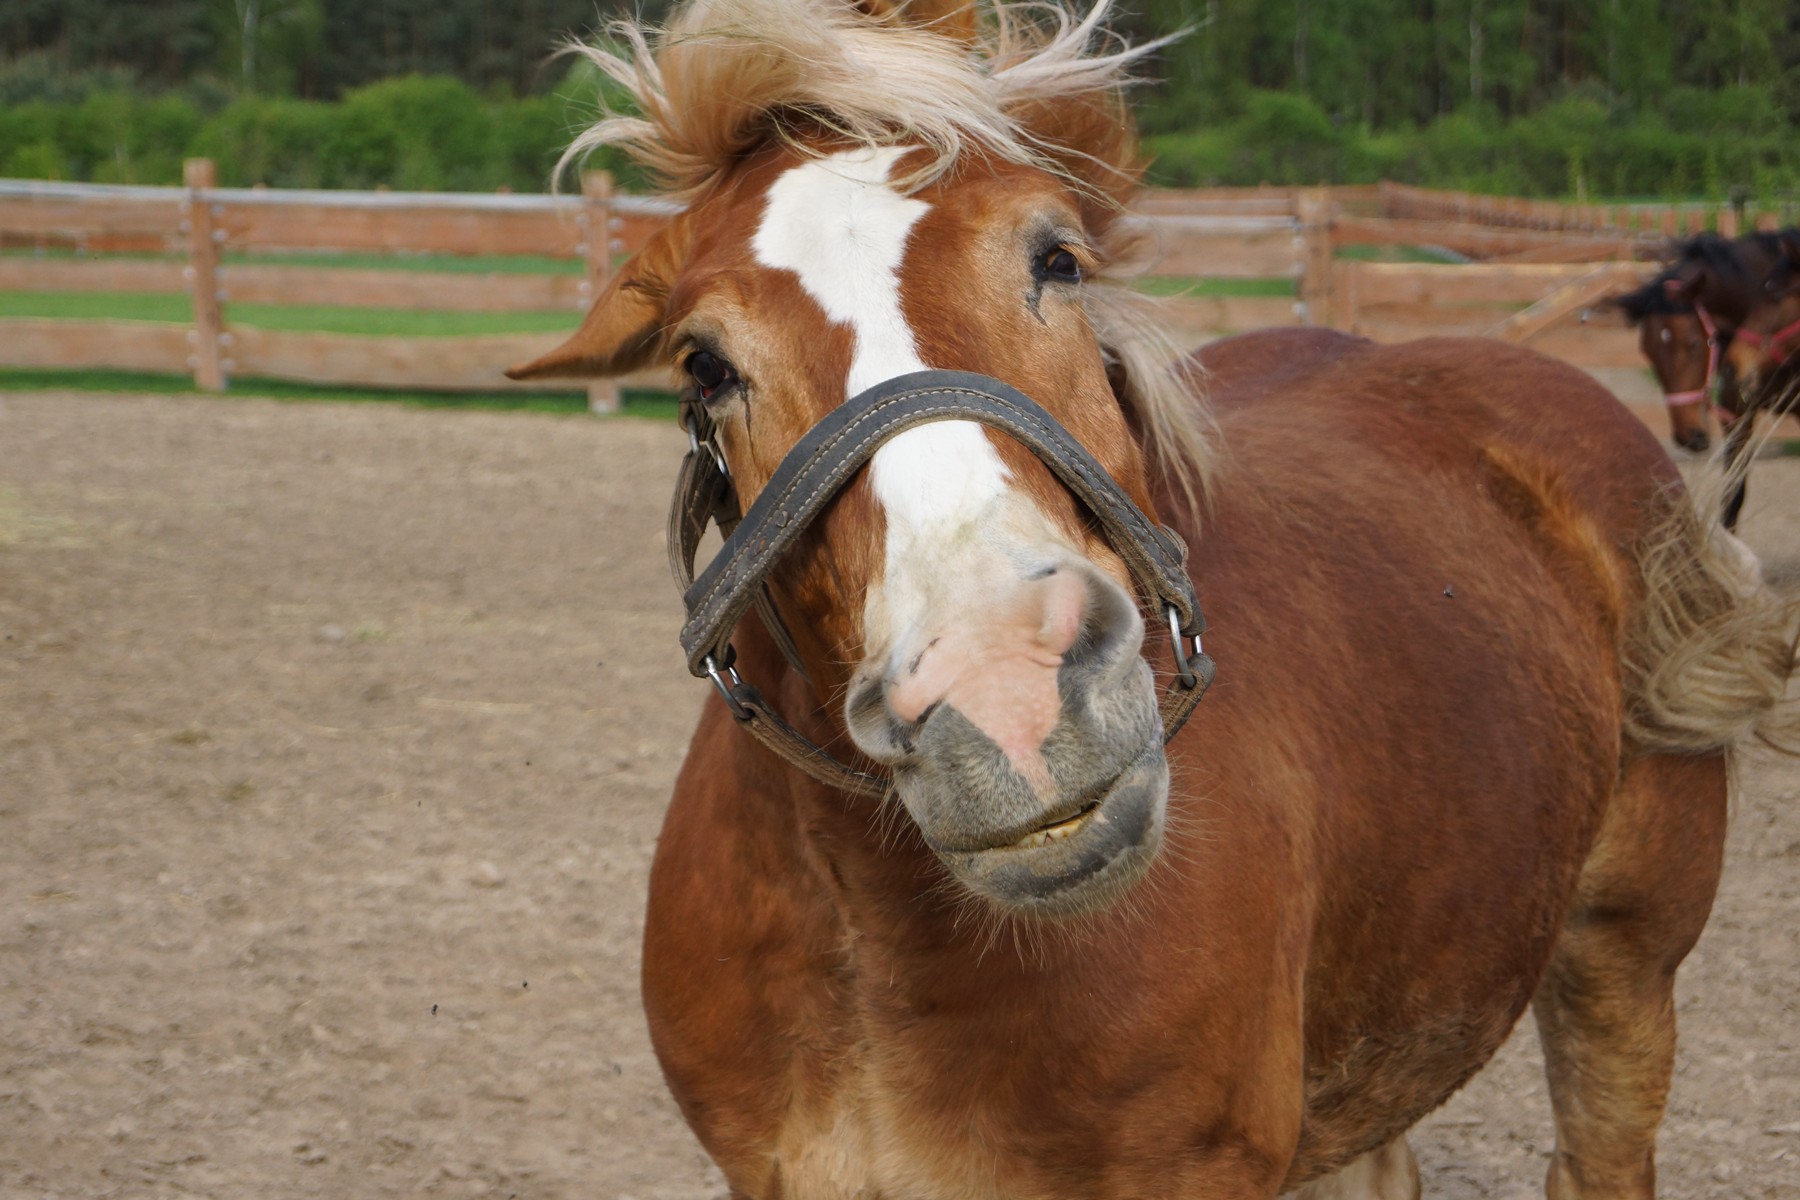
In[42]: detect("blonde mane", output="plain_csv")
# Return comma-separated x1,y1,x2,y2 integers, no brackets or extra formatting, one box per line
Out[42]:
562,0,1214,509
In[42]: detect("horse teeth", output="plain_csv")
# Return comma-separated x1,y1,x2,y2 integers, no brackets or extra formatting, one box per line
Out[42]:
1011,812,1087,849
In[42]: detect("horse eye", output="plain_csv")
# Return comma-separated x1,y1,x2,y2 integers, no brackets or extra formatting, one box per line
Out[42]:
1660,329,1672,343
1041,246,1081,283
685,350,737,400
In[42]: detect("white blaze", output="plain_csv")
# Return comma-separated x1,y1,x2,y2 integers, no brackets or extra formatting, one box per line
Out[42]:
751,146,1012,566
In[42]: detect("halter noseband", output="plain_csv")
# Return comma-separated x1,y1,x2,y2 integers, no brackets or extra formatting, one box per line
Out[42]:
668,369,1214,797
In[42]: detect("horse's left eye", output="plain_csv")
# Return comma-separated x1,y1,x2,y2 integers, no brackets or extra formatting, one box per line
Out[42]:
685,350,738,401
1040,246,1081,283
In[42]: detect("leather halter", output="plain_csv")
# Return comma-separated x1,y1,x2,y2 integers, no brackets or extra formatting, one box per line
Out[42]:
667,369,1215,798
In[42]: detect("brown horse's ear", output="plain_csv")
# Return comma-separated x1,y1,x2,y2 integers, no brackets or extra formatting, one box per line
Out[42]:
506,214,692,380
855,0,978,43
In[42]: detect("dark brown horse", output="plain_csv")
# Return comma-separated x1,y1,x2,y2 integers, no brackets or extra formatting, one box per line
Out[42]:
1722,228,1800,457
510,3,1796,1196
1613,239,1735,455
1663,232,1800,528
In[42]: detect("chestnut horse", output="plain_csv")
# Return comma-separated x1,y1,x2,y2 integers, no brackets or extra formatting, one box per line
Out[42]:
510,3,1796,1196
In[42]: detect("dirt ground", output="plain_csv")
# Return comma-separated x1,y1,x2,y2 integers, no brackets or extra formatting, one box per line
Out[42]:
0,390,1794,1200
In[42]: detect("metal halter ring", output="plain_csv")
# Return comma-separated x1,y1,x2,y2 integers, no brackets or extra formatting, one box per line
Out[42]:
1167,605,1203,691
703,651,751,720
685,416,729,477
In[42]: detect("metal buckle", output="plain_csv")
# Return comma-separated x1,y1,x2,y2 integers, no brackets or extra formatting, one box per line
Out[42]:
703,650,752,720
1167,605,1202,691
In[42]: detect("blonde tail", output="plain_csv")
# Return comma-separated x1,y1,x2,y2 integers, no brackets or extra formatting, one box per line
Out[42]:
1623,441,1800,755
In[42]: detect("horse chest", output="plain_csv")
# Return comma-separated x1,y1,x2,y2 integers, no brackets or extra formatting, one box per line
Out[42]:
765,1034,1161,1200
768,1074,1014,1200
725,935,1300,1199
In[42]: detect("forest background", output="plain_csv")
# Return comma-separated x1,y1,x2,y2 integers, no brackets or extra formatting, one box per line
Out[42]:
2,0,1797,200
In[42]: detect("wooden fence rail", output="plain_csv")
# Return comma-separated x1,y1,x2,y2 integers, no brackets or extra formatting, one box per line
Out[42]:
5,165,1744,418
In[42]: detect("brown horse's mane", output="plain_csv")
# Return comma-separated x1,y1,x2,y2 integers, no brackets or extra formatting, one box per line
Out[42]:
559,0,1215,512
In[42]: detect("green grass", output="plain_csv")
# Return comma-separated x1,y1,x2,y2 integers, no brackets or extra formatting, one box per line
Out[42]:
0,290,579,336
1334,243,1467,264
0,367,680,418
234,250,585,275
1137,277,1297,298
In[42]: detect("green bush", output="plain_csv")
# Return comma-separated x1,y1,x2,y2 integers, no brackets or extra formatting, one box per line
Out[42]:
325,76,499,191
491,95,569,193
3,142,66,180
190,98,336,187
0,102,61,177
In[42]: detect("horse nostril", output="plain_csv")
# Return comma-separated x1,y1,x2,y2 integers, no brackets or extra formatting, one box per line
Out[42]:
845,670,945,763
1059,566,1141,676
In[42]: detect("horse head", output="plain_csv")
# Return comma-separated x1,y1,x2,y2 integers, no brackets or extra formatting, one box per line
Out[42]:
1615,263,1718,451
509,0,1206,915
1723,229,1800,397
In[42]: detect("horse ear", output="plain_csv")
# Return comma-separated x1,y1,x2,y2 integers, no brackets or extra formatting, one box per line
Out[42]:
506,214,692,381
855,0,978,43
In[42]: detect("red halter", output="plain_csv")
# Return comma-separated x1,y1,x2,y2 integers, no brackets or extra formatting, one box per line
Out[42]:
1733,313,1800,368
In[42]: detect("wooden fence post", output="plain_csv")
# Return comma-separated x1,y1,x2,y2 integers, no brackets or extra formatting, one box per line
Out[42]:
579,169,620,414
182,158,226,391
1331,259,1360,335
1295,187,1335,328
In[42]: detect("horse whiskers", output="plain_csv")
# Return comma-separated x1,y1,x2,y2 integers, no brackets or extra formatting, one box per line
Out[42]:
864,791,914,857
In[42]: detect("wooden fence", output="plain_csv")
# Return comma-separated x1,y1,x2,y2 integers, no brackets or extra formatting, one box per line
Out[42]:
3,163,1761,415
0,161,685,410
